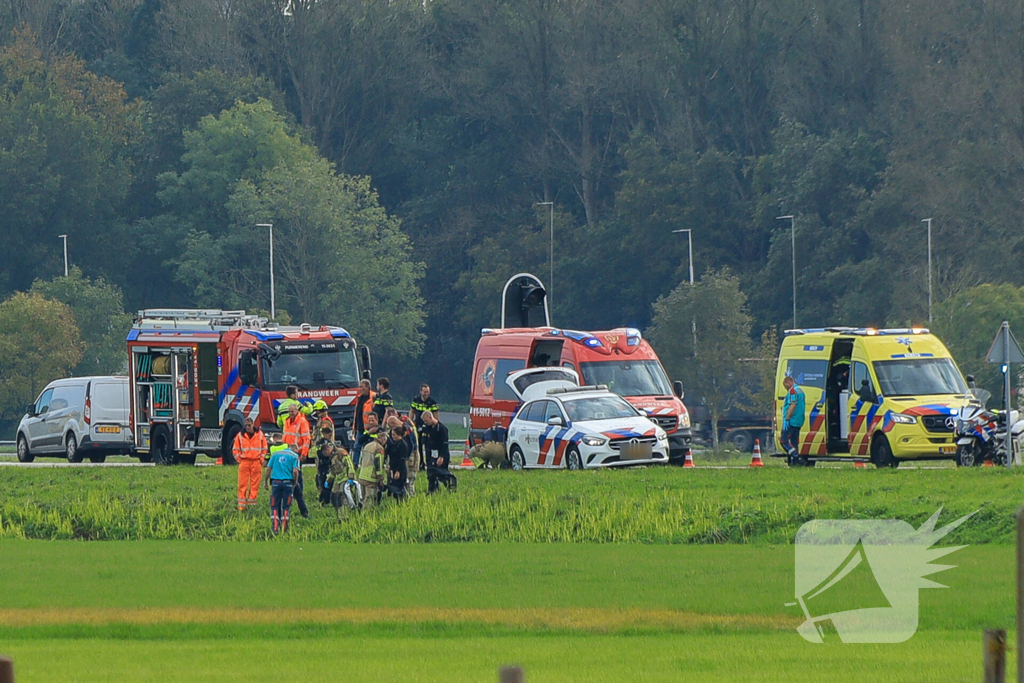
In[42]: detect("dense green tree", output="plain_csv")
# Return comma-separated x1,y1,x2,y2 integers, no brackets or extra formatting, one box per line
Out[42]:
932,285,1024,396
0,292,84,422
30,267,132,377
647,269,754,448
0,32,139,295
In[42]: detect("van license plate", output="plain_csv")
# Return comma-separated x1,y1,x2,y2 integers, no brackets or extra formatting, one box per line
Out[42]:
939,445,956,454
96,426,120,434
621,442,651,460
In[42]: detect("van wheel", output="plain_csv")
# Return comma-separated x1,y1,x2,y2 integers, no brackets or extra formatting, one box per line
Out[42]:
16,435,33,463
221,423,241,466
565,445,583,470
65,434,83,463
509,445,526,471
89,455,106,463
870,435,898,468
151,426,177,466
725,430,754,452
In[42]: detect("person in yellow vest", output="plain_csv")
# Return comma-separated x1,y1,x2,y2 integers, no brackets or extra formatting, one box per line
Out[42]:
276,385,312,429
233,417,267,510
356,430,388,509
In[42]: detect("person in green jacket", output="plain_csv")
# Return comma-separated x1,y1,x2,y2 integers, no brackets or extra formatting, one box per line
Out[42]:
275,385,312,429
356,431,387,509
324,441,359,516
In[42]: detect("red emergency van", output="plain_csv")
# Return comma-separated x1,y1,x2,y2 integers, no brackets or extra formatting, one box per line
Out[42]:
127,309,371,465
470,327,692,462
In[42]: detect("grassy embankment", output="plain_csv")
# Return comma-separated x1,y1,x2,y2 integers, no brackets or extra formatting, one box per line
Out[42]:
0,465,1018,543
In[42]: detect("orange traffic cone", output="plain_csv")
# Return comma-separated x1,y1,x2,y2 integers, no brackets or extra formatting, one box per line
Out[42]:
683,450,695,468
749,440,764,467
983,459,994,467
853,460,866,468
215,457,223,465
460,438,475,468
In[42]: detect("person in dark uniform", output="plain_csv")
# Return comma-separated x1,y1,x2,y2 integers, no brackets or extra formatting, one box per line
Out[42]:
373,378,395,425
386,424,410,501
421,411,457,493
410,383,438,464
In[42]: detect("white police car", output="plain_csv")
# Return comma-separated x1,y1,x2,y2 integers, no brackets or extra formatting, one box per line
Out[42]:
504,368,669,470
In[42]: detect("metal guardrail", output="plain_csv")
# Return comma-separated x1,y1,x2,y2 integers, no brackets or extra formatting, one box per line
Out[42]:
0,441,13,447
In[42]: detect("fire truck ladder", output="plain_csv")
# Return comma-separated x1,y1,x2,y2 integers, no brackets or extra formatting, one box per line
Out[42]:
134,309,268,331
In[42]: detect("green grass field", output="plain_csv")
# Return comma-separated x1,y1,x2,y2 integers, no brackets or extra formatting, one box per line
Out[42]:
0,466,1020,681
0,541,1015,682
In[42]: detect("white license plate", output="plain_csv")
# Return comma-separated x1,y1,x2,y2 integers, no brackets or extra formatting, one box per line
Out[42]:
939,445,957,454
96,426,120,434
621,442,652,460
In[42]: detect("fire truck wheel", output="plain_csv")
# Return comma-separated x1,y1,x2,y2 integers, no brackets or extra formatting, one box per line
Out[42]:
65,434,83,463
151,426,177,466
16,435,34,463
136,451,152,463
221,423,241,466
178,452,197,465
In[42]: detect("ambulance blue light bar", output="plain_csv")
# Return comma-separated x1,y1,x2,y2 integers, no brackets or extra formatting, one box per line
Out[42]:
785,327,930,337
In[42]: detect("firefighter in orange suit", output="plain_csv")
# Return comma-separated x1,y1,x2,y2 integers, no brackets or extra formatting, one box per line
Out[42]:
233,417,267,510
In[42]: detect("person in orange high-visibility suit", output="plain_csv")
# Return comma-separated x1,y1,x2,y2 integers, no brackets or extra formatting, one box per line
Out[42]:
233,418,268,510
282,402,312,518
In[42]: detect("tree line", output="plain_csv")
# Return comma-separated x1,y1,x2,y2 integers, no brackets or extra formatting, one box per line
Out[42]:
1,0,1023,420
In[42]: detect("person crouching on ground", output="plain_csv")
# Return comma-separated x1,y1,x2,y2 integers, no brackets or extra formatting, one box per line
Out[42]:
324,441,359,517
263,433,300,535
421,411,457,493
357,430,388,509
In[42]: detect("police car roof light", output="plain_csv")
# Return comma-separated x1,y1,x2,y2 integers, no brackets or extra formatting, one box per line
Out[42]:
546,384,609,395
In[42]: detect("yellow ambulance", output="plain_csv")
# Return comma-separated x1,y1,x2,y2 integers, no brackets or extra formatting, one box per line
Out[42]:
774,327,968,467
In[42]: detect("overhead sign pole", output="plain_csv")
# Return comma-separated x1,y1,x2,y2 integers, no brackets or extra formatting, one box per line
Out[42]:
985,321,1024,467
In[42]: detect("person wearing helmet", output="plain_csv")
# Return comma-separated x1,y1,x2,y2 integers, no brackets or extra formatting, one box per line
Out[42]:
311,399,335,506
276,385,312,429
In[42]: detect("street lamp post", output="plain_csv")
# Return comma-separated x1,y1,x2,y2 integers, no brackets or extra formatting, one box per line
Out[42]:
58,234,68,277
536,202,554,311
922,218,933,324
671,229,694,285
256,223,275,320
777,215,796,328
672,229,697,353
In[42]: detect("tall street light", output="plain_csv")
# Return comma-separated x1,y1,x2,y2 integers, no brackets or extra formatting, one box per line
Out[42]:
777,215,796,328
256,223,275,320
922,218,932,324
671,229,694,285
58,234,68,277
672,229,697,353
536,202,554,312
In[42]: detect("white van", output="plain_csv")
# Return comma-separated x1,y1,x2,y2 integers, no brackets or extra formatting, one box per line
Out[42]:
16,377,133,463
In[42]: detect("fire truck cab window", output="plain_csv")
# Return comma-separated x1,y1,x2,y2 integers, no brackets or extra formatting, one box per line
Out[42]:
261,344,358,389
239,350,259,386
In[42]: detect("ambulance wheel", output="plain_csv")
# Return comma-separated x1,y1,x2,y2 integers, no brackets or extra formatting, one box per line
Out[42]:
16,435,34,463
565,445,583,471
221,423,241,466
870,435,898,469
65,433,83,463
151,426,177,466
509,445,526,471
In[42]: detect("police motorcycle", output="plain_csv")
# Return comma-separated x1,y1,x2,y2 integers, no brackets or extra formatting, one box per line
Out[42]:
954,376,1024,467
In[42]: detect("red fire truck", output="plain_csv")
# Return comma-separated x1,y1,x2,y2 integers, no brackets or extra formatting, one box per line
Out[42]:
127,309,371,465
